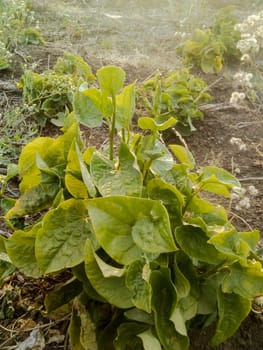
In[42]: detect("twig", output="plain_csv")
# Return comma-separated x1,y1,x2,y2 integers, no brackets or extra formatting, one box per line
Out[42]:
238,177,263,182
193,77,223,104
199,102,240,113
236,121,263,128
1,345,18,350
14,49,27,62
0,324,19,333
0,333,18,348
0,315,71,348
170,128,189,149
229,211,253,231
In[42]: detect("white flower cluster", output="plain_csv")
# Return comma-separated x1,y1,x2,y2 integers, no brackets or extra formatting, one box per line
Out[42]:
174,31,188,41
230,137,247,151
229,92,246,109
231,185,258,211
233,71,253,89
235,11,263,61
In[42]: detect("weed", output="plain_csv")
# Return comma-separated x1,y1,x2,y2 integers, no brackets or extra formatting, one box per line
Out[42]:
0,104,38,166
0,0,44,70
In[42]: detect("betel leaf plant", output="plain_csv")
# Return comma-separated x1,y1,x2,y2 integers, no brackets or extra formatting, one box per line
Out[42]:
1,65,263,350
138,69,211,134
178,6,241,74
18,53,95,127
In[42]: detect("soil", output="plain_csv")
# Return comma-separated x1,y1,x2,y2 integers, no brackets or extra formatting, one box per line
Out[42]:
0,0,263,349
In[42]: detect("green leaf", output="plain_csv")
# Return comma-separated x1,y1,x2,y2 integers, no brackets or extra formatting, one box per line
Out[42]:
163,164,192,197
19,28,45,45
5,180,60,219
87,196,177,265
173,258,190,300
200,179,232,197
169,307,187,336
175,225,226,265
69,295,98,350
0,58,10,71
197,277,218,315
54,53,95,82
65,141,89,198
131,202,177,254
222,262,263,299
114,322,147,350
69,306,86,350
6,163,18,181
211,288,251,345
169,145,195,170
138,329,162,350
44,279,83,313
186,196,228,227
35,199,91,273
73,87,105,128
93,251,125,278
18,137,54,192
0,238,16,285
200,166,240,197
178,295,197,321
97,66,126,97
147,178,184,229
84,240,133,308
87,196,142,265
126,260,152,313
150,268,189,350
5,224,42,277
75,143,97,197
72,264,106,302
138,116,177,132
90,143,142,197
0,237,7,254
133,135,173,177
0,260,16,286
116,83,136,130
208,230,251,264
150,140,174,176
45,122,82,167
124,308,154,325
238,230,260,253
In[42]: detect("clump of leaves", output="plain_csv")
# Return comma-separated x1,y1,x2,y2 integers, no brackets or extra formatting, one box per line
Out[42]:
0,0,44,70
18,53,95,127
139,68,211,134
178,7,241,74
18,27,45,45
54,52,95,81
2,66,263,350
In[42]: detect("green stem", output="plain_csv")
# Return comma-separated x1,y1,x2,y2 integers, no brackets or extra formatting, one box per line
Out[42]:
121,128,126,143
109,94,116,160
200,261,228,279
182,185,202,215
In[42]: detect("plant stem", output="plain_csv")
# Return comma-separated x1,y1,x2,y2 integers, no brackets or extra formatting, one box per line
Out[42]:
109,94,116,160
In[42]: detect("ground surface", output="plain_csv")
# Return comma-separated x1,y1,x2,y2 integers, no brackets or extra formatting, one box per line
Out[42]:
0,0,263,349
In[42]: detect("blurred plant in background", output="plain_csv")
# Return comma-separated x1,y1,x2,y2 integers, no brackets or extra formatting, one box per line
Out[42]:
231,11,263,106
0,0,44,71
178,6,241,74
